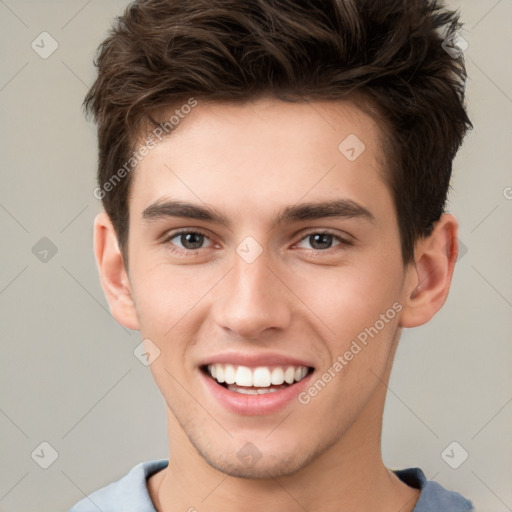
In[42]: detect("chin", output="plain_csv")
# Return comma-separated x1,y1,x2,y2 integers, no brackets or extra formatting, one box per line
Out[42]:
187,431,329,480
201,451,311,479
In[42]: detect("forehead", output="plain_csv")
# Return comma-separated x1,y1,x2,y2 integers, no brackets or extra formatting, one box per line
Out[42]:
129,98,391,223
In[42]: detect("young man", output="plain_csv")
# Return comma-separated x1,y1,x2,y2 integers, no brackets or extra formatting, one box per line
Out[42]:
70,0,474,510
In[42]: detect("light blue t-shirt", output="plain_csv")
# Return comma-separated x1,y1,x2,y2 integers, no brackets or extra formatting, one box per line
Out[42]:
69,459,474,511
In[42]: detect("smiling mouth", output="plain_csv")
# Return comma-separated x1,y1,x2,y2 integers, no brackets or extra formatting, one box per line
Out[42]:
201,364,314,395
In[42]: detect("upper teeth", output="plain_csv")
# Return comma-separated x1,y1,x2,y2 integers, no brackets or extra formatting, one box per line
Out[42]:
207,364,309,387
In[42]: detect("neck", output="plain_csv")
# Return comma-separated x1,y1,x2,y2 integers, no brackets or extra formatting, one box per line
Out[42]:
149,382,419,512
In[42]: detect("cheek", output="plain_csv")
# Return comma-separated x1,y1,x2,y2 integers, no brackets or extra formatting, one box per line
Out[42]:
299,268,402,419
130,258,210,328
128,259,221,377
292,259,401,346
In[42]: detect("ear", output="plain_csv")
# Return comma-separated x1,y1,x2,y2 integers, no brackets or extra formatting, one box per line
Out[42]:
399,213,459,328
94,212,140,331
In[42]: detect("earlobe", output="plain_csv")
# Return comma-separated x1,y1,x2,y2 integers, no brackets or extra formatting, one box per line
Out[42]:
399,214,459,328
94,212,140,331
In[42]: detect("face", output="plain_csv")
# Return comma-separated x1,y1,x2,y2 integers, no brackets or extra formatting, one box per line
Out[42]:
122,98,411,477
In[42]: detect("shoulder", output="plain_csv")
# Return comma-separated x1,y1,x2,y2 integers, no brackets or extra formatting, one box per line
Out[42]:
68,459,169,512
393,467,474,512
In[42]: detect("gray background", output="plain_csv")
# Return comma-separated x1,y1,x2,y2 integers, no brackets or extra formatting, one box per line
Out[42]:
0,1,511,511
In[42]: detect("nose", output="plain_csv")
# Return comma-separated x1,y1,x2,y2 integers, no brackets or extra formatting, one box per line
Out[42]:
213,250,293,340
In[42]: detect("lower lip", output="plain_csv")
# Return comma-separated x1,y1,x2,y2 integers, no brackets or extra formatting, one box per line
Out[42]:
200,370,314,416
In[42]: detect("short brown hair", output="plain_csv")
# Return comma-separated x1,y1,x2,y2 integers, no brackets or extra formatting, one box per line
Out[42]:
84,0,472,265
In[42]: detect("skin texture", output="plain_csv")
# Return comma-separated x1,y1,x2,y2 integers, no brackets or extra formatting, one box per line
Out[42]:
94,98,459,512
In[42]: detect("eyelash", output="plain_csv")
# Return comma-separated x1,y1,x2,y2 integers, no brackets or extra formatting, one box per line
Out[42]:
296,230,353,251
163,230,214,256
163,229,352,256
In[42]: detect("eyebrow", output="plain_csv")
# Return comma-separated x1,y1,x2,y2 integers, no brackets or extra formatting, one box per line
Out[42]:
142,198,376,229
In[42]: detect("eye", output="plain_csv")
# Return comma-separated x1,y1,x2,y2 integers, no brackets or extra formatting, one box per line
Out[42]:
296,232,349,251
165,230,213,252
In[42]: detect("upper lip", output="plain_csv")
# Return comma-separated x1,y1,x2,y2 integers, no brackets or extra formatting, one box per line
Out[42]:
198,352,315,369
